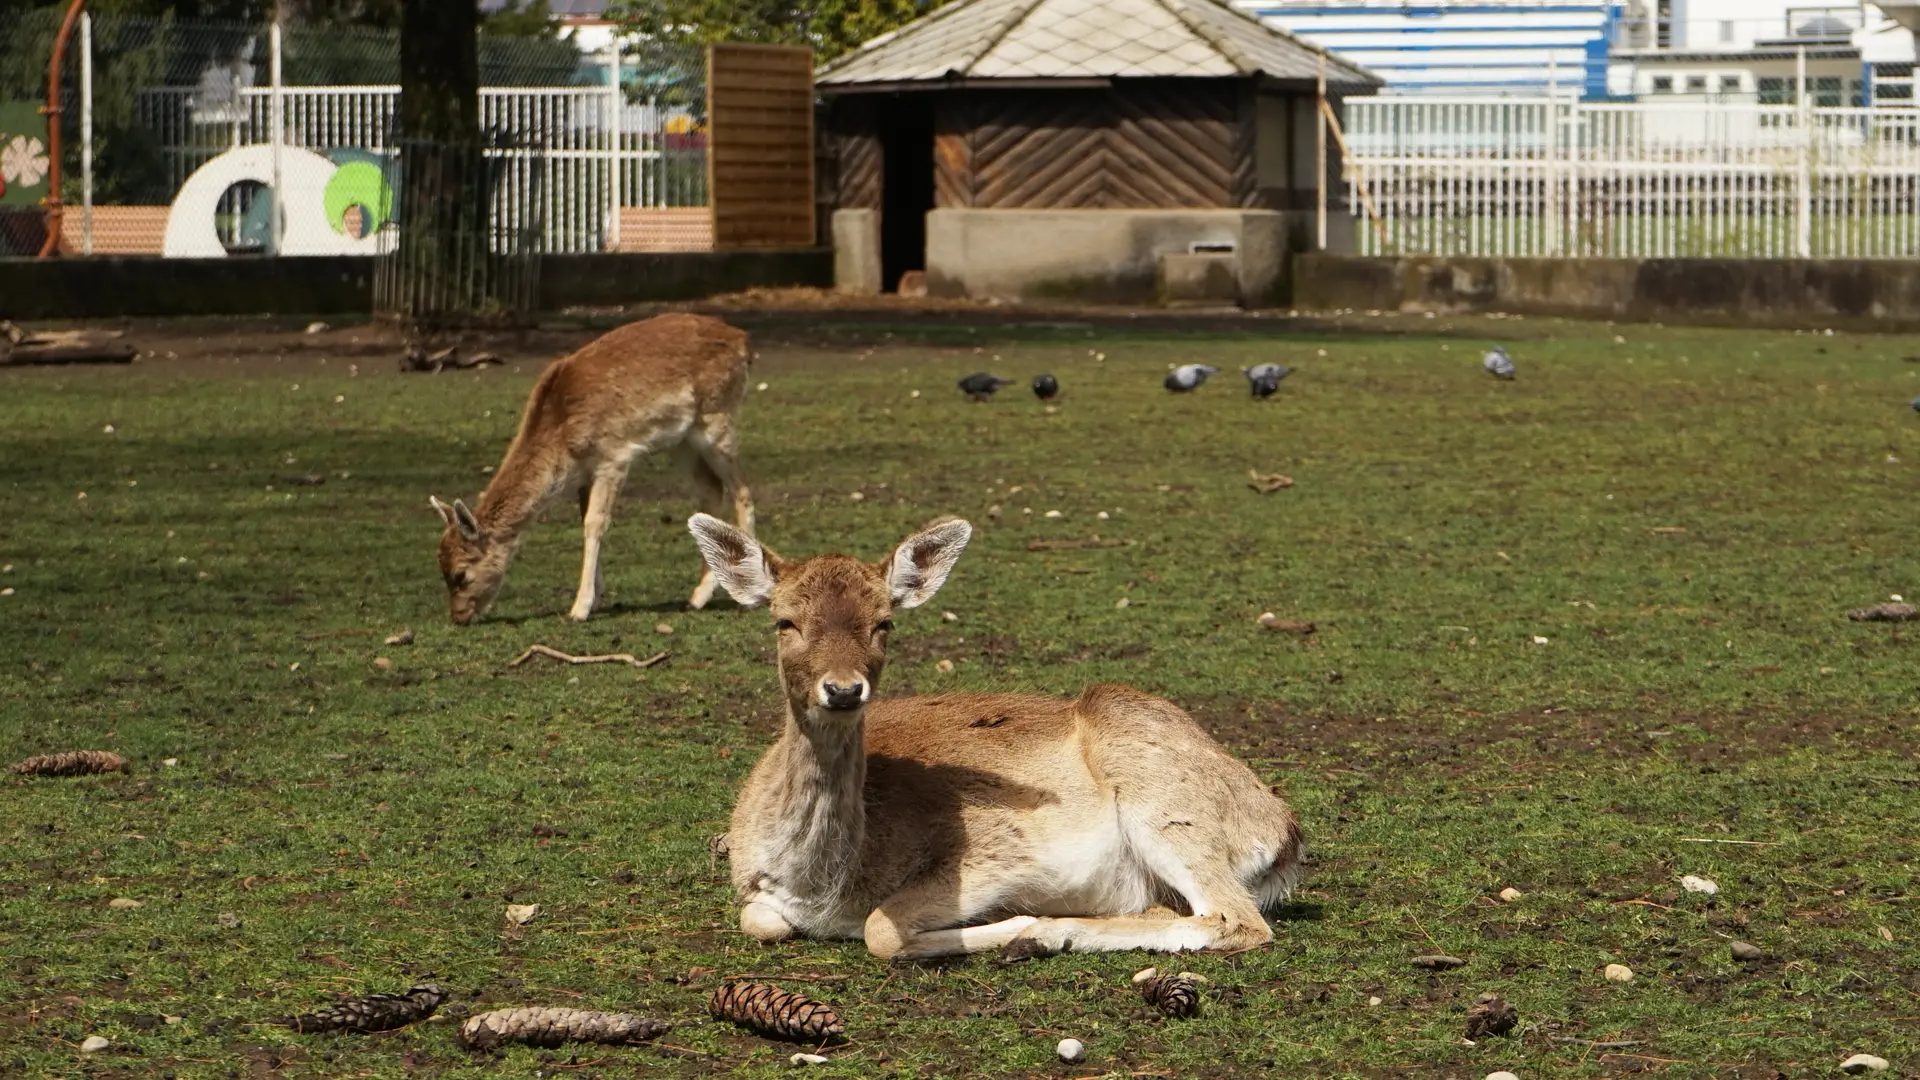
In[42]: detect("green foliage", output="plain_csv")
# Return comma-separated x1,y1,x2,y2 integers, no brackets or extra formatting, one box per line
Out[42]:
609,0,943,64
481,0,559,38
0,314,1915,1078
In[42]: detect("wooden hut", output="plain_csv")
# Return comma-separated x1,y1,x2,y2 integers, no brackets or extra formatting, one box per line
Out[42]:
816,0,1379,303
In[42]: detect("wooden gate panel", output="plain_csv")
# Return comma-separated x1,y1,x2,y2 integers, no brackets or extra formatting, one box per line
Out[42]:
708,43,815,248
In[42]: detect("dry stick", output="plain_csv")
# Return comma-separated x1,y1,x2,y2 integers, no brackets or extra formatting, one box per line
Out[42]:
721,973,856,984
509,644,669,670
1677,838,1778,846
1026,537,1134,552
1868,776,1920,785
299,628,378,641
1318,96,1390,249
1549,1037,1645,1049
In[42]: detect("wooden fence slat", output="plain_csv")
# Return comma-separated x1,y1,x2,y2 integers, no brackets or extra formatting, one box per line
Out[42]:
707,43,815,249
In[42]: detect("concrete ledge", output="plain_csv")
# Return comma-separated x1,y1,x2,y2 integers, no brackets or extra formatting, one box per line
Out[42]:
1294,254,1920,329
927,208,1306,307
0,248,833,320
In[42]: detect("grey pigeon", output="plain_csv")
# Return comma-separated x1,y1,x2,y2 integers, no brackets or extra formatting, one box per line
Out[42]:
1164,364,1219,392
1032,374,1059,401
958,373,1015,401
1243,363,1292,399
1483,347,1516,380
1911,395,1920,414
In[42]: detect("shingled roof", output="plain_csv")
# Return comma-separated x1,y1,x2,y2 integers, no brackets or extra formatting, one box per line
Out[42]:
816,0,1379,91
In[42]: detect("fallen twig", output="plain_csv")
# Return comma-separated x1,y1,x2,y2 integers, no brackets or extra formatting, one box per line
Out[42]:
1549,1037,1645,1049
299,628,377,641
1867,776,1920,786
509,644,669,670
1677,838,1778,846
1026,537,1134,552
722,973,856,984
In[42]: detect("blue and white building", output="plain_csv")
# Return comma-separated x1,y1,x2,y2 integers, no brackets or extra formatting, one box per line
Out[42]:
1230,0,1621,97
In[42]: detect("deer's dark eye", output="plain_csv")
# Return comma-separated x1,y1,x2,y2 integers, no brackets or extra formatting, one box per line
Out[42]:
875,619,894,634
775,618,796,632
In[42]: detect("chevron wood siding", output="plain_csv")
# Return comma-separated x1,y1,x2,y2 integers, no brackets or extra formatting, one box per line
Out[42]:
827,97,883,210
707,44,815,248
932,83,1247,210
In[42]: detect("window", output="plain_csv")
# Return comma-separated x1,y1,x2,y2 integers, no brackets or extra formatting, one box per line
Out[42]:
1687,75,1708,93
1850,78,1867,106
1718,74,1742,94
1652,75,1674,92
1719,20,1735,44
1758,77,1792,105
1813,76,1842,107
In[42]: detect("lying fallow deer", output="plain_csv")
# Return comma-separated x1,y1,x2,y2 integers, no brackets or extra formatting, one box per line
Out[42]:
687,513,1305,959
430,314,755,624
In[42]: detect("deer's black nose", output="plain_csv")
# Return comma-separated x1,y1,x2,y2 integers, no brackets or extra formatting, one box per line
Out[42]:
820,680,867,710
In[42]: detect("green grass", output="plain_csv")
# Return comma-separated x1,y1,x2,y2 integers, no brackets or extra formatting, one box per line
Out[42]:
2,312,1917,1079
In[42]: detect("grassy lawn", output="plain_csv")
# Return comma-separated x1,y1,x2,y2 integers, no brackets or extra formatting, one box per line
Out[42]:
2,311,1917,1079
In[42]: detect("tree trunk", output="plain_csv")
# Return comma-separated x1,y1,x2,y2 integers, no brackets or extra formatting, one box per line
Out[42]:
394,0,486,327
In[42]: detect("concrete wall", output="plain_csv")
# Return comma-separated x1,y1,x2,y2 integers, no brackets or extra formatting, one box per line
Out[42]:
832,209,882,294
925,208,1316,307
0,249,832,321
1294,254,1920,329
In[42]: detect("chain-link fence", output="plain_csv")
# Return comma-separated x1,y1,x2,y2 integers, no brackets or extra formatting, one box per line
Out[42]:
0,9,709,258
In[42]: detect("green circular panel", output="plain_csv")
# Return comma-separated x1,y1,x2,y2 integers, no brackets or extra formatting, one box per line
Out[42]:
322,161,393,236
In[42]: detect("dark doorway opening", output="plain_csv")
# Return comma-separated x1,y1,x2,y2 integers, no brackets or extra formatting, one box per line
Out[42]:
878,97,934,293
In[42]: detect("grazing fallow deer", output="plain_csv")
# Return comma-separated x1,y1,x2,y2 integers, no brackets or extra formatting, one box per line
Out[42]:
430,314,755,625
687,514,1305,960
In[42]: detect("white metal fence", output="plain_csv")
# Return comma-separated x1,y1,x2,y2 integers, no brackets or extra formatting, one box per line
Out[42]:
1343,95,1920,259
132,77,705,254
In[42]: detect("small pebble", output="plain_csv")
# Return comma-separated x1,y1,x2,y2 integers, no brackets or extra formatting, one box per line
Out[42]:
0,588,12,597
1044,509,1063,519
1730,941,1763,962
757,382,769,392
1411,955,1467,969
163,1016,183,1026
1486,1073,1520,1080
373,657,392,671
1498,887,1523,902
108,898,142,910
1367,996,1383,1007
909,389,921,398
305,321,330,334
789,1052,829,1066
1531,635,1550,645
935,659,955,673
216,912,241,930
1680,875,1719,895
849,491,865,501
1096,511,1110,520
162,758,179,767
1604,963,1634,983
1115,597,1130,609
942,611,959,623
80,1036,111,1053
1056,1038,1086,1064
102,424,115,434
1840,1054,1889,1074
655,622,674,635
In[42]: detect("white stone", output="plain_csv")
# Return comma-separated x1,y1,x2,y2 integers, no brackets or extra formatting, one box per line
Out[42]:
1680,875,1719,895
1498,887,1523,902
504,903,539,926
80,1036,110,1053
108,898,142,910
1485,1072,1520,1080
1044,509,1063,519
1056,1038,1086,1064
1367,996,1383,1007
1840,1055,1889,1074
1604,963,1634,983
305,321,329,335
789,1053,830,1066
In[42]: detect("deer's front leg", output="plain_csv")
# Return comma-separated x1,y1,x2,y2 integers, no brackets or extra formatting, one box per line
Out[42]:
569,468,625,622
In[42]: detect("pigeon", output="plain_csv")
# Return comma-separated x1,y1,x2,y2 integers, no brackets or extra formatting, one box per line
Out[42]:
958,373,1015,401
1032,374,1060,402
1163,364,1219,392
1483,348,1515,380
1243,363,1292,399
1911,395,1920,414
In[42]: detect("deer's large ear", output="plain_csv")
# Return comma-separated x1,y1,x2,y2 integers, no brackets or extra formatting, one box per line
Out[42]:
430,495,483,542
884,518,972,609
688,513,780,608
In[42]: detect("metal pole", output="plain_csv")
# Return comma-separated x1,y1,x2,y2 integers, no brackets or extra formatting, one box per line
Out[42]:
270,20,284,256
607,42,622,252
1316,52,1327,251
80,10,92,256
1546,52,1557,257
36,0,88,257
1796,45,1811,258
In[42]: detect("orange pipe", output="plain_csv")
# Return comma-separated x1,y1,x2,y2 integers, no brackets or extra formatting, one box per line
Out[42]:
37,0,88,257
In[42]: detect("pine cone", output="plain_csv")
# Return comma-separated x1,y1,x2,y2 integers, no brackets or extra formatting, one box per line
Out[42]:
282,985,445,1034
709,982,845,1044
458,1007,670,1050
1135,970,1202,1019
13,750,128,776
1464,992,1517,1039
